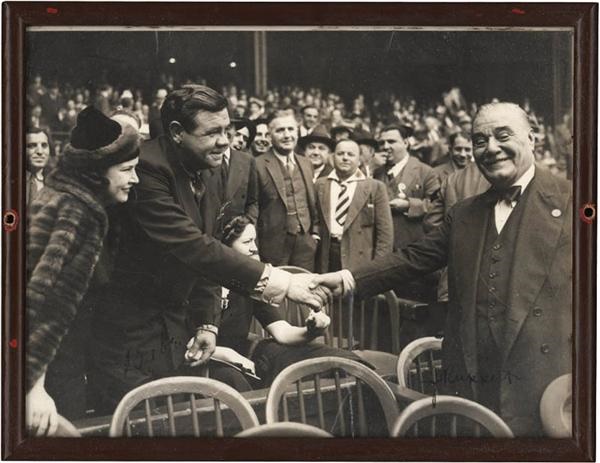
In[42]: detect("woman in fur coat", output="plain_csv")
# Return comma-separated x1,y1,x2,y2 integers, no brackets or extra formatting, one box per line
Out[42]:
26,106,140,436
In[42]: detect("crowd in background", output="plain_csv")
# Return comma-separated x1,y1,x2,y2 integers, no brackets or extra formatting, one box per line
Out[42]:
25,74,573,178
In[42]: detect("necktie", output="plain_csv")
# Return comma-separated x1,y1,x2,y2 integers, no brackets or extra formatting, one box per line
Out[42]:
221,158,230,202
191,173,206,206
286,156,295,175
493,185,522,206
335,181,350,227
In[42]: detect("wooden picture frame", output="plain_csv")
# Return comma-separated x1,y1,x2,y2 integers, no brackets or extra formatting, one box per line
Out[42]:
2,2,595,460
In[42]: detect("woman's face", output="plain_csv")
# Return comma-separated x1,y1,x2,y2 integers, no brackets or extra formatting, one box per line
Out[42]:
26,132,50,172
231,224,259,260
104,157,139,204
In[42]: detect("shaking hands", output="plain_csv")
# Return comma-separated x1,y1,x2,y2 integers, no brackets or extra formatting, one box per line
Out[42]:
285,271,349,310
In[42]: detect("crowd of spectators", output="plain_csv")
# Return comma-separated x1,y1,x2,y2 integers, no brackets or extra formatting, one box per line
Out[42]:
25,74,573,179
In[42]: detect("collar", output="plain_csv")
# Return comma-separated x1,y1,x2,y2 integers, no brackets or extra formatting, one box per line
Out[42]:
273,150,296,166
314,164,325,176
387,154,410,178
511,163,535,193
327,168,366,184
223,147,231,164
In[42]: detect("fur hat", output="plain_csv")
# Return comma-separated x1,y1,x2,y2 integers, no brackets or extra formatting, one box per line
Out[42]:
62,106,140,170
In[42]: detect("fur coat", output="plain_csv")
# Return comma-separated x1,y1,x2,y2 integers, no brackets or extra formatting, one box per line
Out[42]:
26,169,108,390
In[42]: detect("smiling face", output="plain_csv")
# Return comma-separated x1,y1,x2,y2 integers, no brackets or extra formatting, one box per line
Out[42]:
251,123,271,155
450,134,473,168
171,108,230,170
302,107,319,129
104,157,139,204
231,224,259,260
333,140,361,180
471,104,535,189
269,115,298,155
232,126,250,151
305,141,331,168
26,131,50,173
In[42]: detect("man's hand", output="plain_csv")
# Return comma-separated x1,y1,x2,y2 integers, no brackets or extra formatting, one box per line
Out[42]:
286,273,331,310
185,329,217,367
310,272,345,296
305,310,331,337
389,197,410,211
26,381,58,437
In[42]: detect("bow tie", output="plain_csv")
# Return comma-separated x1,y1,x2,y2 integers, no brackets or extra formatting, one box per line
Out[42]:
492,185,522,205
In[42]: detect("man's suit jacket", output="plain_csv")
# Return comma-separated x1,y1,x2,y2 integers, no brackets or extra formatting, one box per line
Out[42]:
92,136,265,373
424,162,490,233
255,150,320,264
432,157,459,183
315,176,393,272
207,149,259,226
352,168,572,436
374,156,440,249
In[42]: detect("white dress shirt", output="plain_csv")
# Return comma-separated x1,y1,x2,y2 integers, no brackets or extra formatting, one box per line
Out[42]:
273,151,296,169
494,164,535,233
328,169,366,238
386,154,410,179
313,164,326,182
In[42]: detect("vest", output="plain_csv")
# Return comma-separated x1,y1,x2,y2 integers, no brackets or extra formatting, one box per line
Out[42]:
278,159,311,234
474,187,531,411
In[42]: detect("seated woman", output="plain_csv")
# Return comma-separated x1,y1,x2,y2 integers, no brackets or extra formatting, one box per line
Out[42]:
191,215,370,391
26,106,140,435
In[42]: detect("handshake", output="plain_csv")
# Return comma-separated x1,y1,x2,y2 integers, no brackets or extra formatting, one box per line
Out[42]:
285,271,349,310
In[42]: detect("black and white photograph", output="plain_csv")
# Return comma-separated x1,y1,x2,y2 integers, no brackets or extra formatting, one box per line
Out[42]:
5,4,592,456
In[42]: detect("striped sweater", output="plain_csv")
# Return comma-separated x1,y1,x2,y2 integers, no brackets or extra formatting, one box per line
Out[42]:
26,170,108,390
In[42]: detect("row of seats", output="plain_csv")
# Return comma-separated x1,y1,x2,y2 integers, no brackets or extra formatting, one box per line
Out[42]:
61,350,571,438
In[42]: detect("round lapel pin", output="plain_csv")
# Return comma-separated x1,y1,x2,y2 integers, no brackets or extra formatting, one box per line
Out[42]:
551,209,562,217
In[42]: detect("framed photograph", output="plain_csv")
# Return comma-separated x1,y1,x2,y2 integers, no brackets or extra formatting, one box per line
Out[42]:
2,2,595,460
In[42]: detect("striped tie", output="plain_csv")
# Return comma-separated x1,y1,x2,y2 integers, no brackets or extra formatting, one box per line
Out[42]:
335,181,350,226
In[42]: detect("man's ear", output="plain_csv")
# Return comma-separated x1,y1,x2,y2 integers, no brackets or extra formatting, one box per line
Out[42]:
169,121,184,144
527,130,536,151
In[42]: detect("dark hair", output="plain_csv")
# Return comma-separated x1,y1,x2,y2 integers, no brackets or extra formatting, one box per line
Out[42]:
25,126,56,175
222,215,252,247
301,105,318,114
160,84,228,134
380,124,411,140
448,131,471,148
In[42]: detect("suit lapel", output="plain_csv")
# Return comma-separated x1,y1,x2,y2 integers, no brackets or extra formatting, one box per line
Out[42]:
317,180,332,232
344,181,369,230
264,151,287,204
227,151,245,199
455,190,495,379
502,171,570,363
398,156,420,191
166,141,204,228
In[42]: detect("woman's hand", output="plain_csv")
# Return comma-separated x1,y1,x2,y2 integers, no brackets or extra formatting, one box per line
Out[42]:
26,379,58,436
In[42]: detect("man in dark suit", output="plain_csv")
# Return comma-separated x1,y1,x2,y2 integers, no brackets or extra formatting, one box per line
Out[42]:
374,124,440,301
255,112,321,271
88,85,328,412
313,102,572,436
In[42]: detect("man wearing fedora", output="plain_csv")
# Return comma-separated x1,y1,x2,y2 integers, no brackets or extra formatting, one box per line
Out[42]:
298,125,335,182
374,124,440,301
255,111,321,271
352,128,379,178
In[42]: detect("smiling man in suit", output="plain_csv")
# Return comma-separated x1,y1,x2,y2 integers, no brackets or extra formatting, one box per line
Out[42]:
255,112,320,271
312,102,572,436
315,139,393,273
